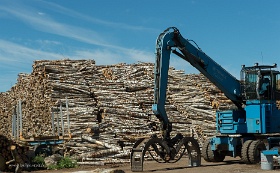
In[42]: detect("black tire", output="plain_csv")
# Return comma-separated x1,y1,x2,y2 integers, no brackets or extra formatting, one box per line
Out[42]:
202,140,225,162
53,145,64,156
241,140,253,164
212,150,225,162
248,140,266,164
202,141,211,162
34,144,52,157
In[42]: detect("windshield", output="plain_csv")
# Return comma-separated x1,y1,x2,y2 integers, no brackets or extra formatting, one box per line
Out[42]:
244,72,258,100
276,73,280,100
241,65,280,102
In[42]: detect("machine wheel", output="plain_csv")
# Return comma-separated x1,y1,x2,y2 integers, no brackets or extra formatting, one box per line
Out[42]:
241,140,253,164
202,141,211,162
201,140,225,162
248,140,266,164
53,146,64,156
212,150,225,162
34,144,52,157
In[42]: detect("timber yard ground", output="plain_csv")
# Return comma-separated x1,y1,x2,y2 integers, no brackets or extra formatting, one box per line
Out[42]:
26,157,279,173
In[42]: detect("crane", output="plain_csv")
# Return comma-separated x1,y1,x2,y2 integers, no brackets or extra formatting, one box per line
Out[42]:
130,27,280,171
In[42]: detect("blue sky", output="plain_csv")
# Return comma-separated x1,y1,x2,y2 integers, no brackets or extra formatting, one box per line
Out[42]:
0,0,279,92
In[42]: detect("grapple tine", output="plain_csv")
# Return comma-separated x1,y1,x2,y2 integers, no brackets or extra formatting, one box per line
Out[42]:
130,138,148,172
130,135,201,171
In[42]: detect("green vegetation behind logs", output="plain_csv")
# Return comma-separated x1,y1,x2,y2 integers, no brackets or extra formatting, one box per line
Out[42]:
33,156,77,170
32,155,45,166
47,157,77,170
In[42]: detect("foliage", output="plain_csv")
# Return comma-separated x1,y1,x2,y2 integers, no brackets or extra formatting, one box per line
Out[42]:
32,155,77,170
47,156,77,170
57,156,77,168
31,155,46,170
32,155,45,166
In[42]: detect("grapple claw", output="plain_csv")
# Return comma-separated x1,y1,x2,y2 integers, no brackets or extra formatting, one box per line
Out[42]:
130,135,201,172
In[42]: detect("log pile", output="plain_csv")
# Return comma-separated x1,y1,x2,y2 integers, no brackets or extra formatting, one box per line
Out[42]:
0,59,233,164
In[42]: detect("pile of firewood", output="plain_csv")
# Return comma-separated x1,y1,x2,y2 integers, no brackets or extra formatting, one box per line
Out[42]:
0,59,232,164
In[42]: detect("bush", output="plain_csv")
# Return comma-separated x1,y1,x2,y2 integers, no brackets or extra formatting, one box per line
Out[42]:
57,156,77,168
47,157,77,170
32,155,45,166
33,155,77,170
31,156,46,170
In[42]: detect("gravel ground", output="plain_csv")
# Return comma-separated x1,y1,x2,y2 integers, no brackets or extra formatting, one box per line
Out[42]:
23,156,280,173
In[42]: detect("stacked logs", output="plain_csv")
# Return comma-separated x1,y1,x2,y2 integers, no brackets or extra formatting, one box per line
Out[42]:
0,59,233,164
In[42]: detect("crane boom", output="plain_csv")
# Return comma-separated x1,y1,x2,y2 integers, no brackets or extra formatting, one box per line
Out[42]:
152,27,243,138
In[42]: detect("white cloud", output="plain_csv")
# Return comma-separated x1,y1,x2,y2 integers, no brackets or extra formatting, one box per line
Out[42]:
124,48,154,63
37,12,45,16
0,1,161,61
0,3,156,55
73,48,154,65
35,39,61,45
0,5,109,47
0,40,63,63
40,0,159,32
74,49,123,65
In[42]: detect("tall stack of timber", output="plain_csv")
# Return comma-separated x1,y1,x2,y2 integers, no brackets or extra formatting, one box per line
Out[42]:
0,59,234,164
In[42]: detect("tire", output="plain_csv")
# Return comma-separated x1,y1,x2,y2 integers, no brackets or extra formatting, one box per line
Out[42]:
202,140,225,162
212,150,225,162
241,140,253,164
34,144,52,157
248,140,266,164
202,141,211,162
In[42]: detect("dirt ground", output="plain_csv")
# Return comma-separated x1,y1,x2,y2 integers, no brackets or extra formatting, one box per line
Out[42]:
22,156,280,173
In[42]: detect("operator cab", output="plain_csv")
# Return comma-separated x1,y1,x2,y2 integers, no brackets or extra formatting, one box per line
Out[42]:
241,63,280,101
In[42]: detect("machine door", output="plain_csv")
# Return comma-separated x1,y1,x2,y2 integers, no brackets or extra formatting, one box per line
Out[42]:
245,103,262,133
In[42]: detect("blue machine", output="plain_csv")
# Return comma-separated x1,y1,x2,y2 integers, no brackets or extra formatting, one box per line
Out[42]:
131,27,280,171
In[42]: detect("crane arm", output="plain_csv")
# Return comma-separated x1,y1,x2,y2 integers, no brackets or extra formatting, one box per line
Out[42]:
152,27,243,139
